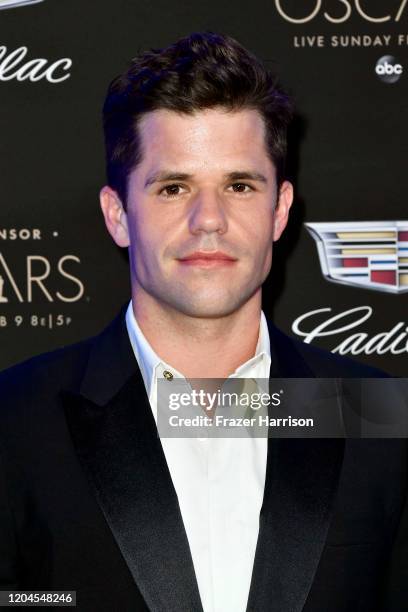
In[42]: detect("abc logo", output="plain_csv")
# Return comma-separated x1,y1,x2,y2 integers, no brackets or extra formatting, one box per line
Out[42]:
375,56,403,84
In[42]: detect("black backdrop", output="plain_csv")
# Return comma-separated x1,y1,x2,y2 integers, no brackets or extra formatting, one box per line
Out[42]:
0,0,407,375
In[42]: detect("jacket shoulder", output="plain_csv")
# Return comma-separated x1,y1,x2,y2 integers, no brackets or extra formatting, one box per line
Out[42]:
0,335,94,415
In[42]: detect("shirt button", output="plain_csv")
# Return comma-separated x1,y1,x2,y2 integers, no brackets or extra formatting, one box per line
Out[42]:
163,370,174,381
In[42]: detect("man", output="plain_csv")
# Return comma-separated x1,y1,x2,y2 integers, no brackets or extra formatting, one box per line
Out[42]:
0,32,406,612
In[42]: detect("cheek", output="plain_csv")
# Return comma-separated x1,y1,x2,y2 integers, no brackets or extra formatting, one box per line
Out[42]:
126,214,155,271
129,209,160,249
129,212,179,273
246,214,274,255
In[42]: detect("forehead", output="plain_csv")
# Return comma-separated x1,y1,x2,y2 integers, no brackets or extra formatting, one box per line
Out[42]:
136,107,272,172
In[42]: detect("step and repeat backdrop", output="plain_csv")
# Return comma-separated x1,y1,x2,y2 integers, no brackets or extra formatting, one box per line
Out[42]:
0,0,406,374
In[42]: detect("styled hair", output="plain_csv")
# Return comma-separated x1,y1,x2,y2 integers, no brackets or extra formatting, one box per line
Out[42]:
103,31,294,209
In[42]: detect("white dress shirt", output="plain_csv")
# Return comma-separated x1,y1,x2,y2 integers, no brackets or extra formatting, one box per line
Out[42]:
125,300,271,612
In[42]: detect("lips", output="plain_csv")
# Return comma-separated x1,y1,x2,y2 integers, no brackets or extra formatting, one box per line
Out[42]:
177,251,237,266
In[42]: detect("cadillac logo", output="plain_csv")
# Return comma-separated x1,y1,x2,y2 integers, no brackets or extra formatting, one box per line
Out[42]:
0,0,43,9
306,221,408,294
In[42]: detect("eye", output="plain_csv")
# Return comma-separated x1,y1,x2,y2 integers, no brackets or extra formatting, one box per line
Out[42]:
228,183,254,194
159,184,186,198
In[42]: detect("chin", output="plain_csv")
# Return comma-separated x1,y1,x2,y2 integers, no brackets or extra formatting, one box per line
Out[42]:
170,293,250,319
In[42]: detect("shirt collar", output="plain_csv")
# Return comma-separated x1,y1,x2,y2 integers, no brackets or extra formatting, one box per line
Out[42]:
125,299,271,398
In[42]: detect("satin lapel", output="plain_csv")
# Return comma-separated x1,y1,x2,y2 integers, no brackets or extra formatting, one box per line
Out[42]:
246,322,345,612
247,435,345,612
60,304,203,612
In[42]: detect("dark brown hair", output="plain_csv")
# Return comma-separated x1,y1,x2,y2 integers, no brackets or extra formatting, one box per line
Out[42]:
103,31,294,209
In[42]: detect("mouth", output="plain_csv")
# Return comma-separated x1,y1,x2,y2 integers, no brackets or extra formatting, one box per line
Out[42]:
176,251,238,268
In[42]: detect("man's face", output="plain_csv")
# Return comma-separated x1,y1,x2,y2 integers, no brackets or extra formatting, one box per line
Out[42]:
101,107,293,318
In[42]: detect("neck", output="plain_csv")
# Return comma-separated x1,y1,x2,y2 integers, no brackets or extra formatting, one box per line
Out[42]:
131,287,263,379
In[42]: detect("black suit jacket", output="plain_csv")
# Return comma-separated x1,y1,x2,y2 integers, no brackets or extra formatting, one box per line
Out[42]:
0,302,406,611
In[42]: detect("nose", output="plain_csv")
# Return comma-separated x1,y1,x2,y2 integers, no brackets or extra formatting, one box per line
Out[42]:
188,190,228,235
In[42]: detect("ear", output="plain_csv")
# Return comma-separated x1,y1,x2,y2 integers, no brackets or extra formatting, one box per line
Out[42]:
99,186,130,248
272,180,294,242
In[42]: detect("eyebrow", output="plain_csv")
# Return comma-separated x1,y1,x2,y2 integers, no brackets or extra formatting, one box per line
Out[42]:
144,170,268,189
